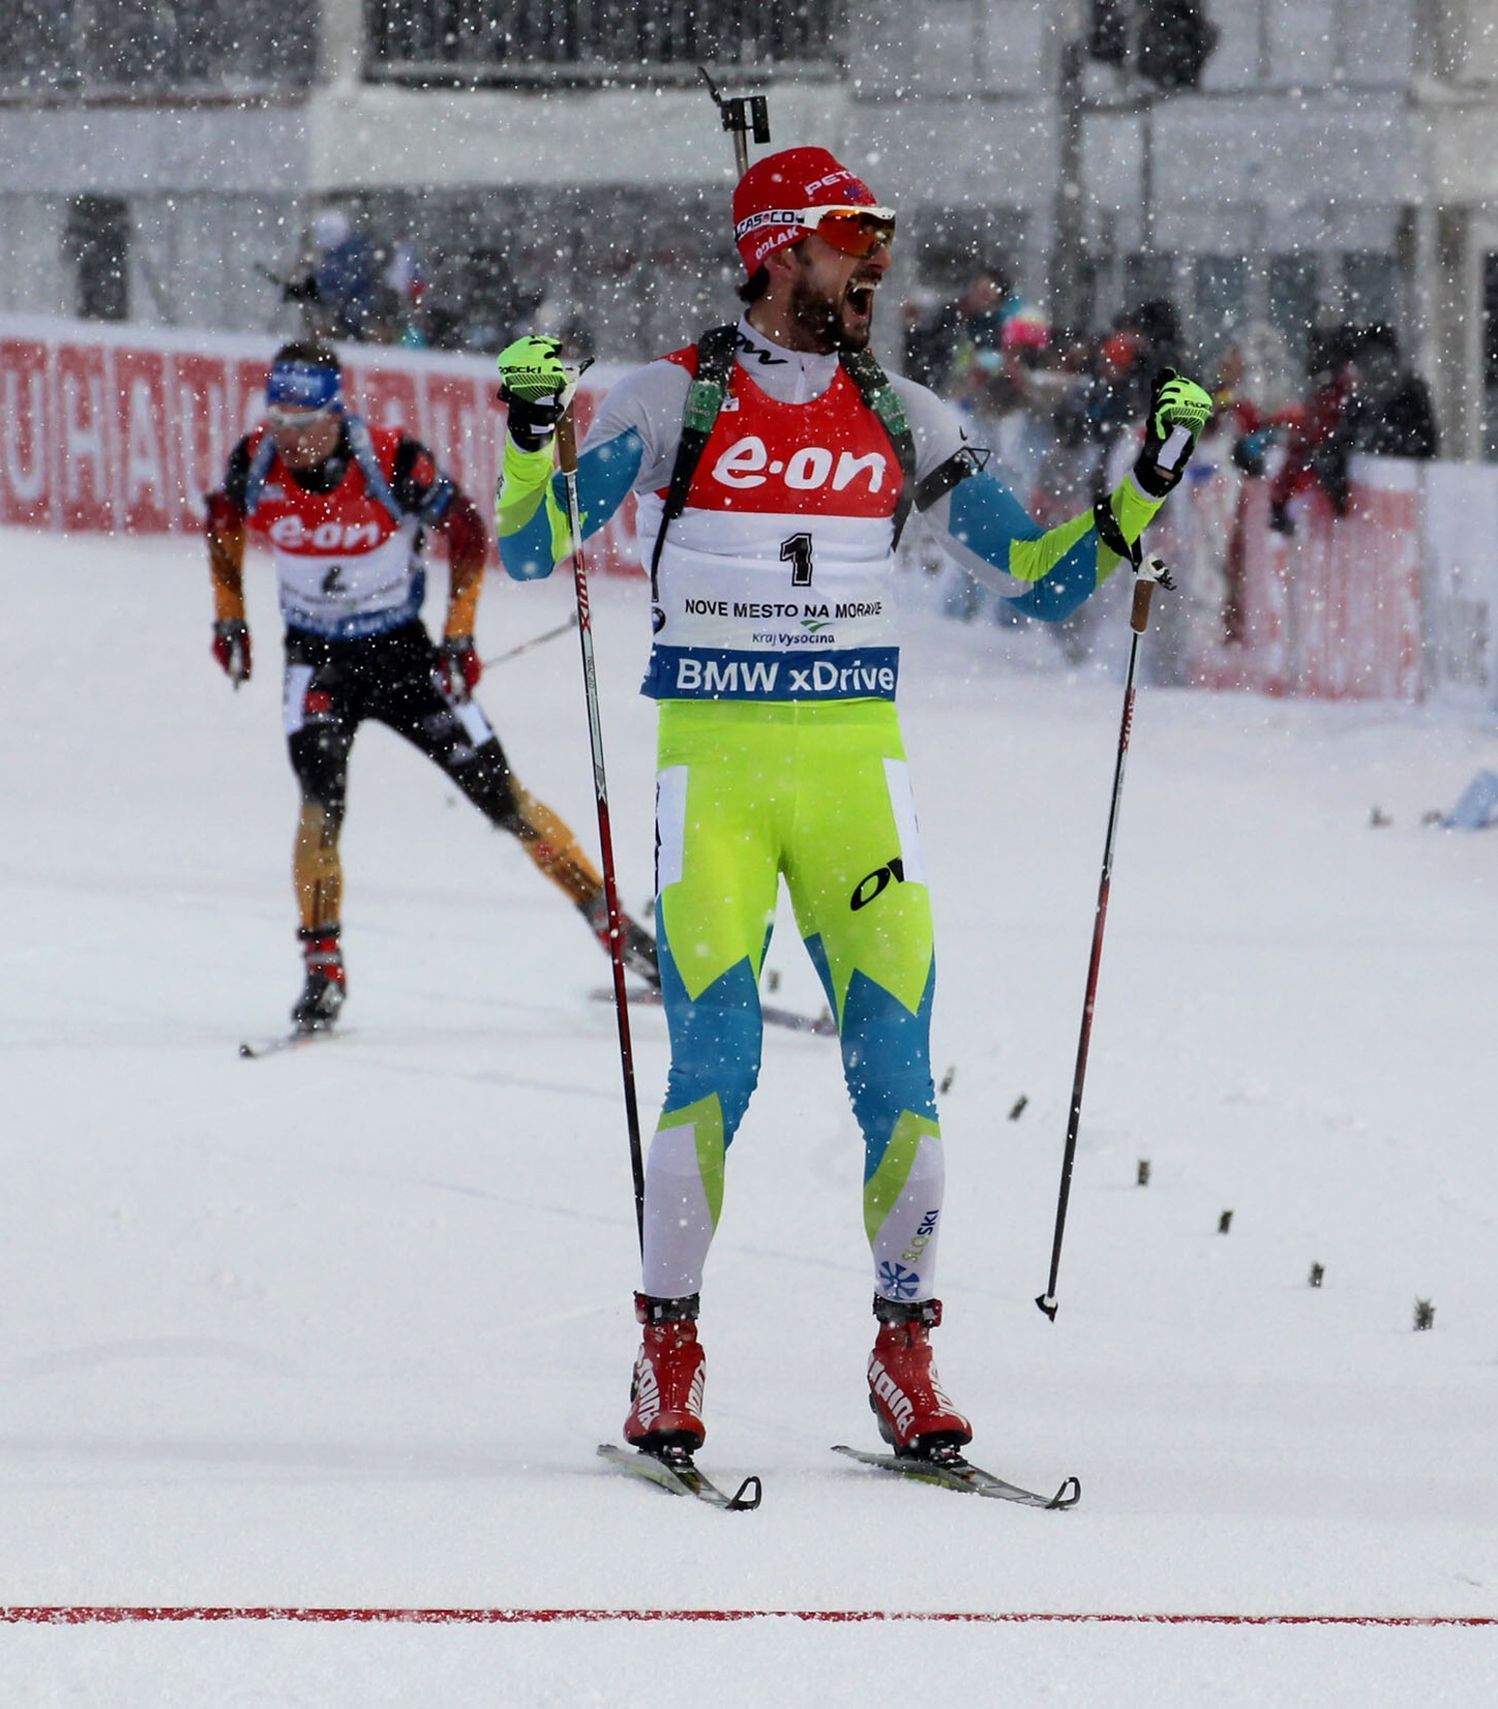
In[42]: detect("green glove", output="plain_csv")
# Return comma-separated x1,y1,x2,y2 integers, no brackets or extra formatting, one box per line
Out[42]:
497,335,570,404
497,335,582,450
1133,368,1213,497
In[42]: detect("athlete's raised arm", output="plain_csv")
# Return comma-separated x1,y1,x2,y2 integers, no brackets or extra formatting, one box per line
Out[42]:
894,368,1211,622
494,335,678,580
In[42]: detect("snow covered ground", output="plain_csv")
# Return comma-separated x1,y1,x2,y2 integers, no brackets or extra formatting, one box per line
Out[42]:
3,525,1496,1704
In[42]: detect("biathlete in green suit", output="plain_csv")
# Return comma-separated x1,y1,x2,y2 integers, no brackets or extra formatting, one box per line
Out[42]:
494,145,1210,1460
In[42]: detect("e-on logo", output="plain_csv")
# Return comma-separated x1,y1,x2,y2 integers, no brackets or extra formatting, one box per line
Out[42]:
711,434,888,494
268,515,384,552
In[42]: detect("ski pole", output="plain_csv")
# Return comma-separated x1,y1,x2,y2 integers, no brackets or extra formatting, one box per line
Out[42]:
1036,555,1171,1321
555,400,647,1253
480,611,577,670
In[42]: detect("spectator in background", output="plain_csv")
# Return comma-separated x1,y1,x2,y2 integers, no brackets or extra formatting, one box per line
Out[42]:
1014,325,1097,527
1214,320,1299,450
955,308,1045,499
419,300,466,352
1205,321,1301,642
1083,318,1156,500
1082,301,1184,464
900,289,957,392
1128,298,1185,376
1347,324,1438,459
311,207,379,342
947,266,1022,401
457,245,533,354
958,266,1018,350
992,308,1059,489
1267,325,1359,534
361,281,406,347
382,241,431,348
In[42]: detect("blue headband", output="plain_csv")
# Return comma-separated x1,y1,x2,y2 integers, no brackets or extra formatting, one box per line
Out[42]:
267,360,342,410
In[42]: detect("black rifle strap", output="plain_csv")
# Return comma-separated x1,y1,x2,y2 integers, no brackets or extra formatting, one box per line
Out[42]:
648,324,738,598
837,347,918,548
914,445,986,512
1092,496,1143,568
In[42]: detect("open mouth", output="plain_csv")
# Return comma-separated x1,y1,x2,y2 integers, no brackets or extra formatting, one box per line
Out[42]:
845,279,879,319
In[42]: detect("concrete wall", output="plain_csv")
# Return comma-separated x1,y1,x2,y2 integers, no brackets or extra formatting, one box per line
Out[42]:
0,101,308,198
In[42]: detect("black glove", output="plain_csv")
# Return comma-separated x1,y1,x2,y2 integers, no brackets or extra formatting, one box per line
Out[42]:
500,390,566,453
211,619,252,686
436,635,481,702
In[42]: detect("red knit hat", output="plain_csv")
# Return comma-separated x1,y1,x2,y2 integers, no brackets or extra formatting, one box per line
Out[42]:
732,146,890,274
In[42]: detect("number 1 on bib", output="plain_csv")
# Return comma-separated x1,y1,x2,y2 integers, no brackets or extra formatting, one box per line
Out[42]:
780,531,814,587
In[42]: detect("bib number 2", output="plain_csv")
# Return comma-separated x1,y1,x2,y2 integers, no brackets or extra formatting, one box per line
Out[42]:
780,531,814,588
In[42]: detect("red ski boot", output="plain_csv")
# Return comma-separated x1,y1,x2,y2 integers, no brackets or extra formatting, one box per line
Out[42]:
291,929,346,1032
867,1296,972,1457
623,1293,706,1453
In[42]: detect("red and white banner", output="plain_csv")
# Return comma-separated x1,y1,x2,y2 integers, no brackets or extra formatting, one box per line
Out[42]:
12,316,1498,708
0,315,642,575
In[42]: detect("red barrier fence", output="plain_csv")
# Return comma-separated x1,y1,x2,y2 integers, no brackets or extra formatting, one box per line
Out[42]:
0,315,641,574
1186,459,1424,702
7,317,1498,709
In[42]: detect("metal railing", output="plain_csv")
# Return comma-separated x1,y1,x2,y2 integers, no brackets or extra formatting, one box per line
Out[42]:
364,0,843,85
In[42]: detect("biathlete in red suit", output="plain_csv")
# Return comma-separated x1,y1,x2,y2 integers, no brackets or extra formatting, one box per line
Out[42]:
205,340,656,1031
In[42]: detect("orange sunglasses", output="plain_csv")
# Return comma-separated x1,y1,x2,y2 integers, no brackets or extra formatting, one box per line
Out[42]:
795,205,897,258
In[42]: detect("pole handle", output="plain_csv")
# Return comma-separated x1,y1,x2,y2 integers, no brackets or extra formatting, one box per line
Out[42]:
556,406,579,477
1130,577,1155,634
1130,554,1174,633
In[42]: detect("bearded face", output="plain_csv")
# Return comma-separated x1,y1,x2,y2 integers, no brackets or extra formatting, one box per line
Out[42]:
785,244,884,354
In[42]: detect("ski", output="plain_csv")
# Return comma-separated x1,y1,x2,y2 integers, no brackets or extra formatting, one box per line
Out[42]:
592,986,836,1038
238,1026,347,1061
831,1444,1080,1509
596,1443,762,1511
